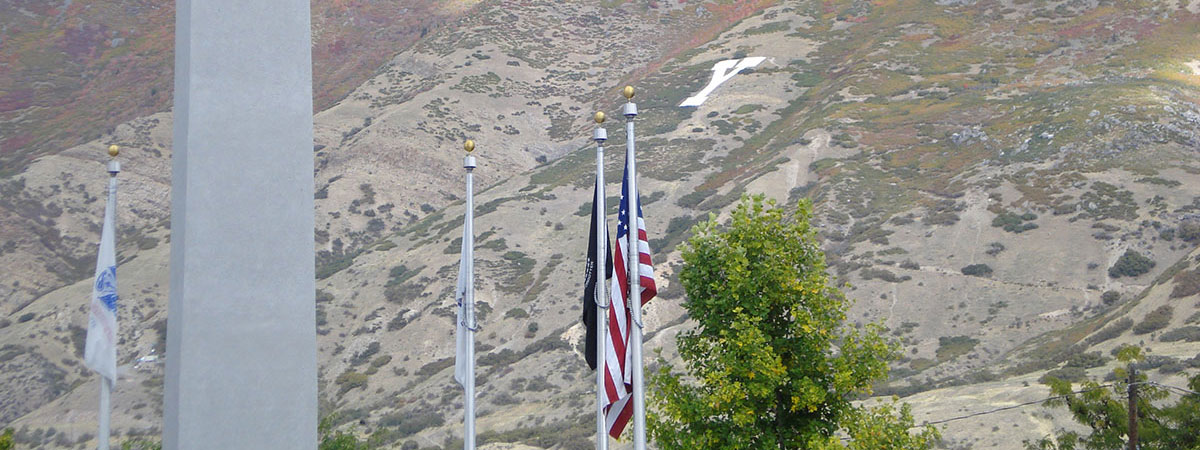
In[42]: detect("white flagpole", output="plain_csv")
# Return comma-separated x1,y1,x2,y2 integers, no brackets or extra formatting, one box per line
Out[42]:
622,87,647,450
98,145,120,450
463,140,477,450
592,113,609,450
99,376,111,450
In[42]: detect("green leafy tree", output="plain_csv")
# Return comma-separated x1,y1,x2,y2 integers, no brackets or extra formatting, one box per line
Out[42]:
1026,346,1200,450
0,428,12,450
648,196,938,450
319,414,368,450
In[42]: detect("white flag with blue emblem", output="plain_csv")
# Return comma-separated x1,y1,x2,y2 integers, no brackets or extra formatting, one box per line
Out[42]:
85,178,119,382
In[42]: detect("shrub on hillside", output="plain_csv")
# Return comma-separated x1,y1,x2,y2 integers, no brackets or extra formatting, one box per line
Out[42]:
910,358,936,372
1179,221,1200,242
677,189,715,209
1158,361,1187,375
936,335,979,362
335,371,368,394
1101,290,1121,305
384,282,423,304
1160,228,1176,241
650,215,697,253
1169,268,1200,299
386,265,418,286
1133,305,1174,335
860,267,910,283
1064,351,1109,369
415,357,453,377
315,289,334,303
1187,311,1200,325
0,345,22,364
1039,366,1087,384
991,211,1038,233
1084,317,1133,345
316,252,355,279
922,204,961,226
1109,250,1155,278
349,342,381,366
1159,326,1200,343
985,242,1005,256
397,413,445,437
1131,354,1178,372
379,409,446,438
479,349,519,367
961,264,993,277
387,309,412,331
831,132,859,148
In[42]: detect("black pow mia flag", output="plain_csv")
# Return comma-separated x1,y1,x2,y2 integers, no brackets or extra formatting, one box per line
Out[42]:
583,180,613,370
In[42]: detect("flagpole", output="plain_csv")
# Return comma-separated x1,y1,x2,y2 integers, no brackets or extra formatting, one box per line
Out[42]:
592,112,610,450
98,144,120,450
463,140,477,450
99,377,112,450
622,86,648,450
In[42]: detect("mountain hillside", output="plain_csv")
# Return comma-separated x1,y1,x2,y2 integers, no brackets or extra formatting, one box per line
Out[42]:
0,0,471,312
1,0,1199,449
0,0,772,321
0,0,470,176
901,245,1200,449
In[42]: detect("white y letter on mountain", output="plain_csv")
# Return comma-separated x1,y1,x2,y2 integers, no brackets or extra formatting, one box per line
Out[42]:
679,57,766,107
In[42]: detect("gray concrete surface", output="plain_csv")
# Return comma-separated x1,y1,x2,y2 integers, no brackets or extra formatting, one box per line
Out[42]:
165,1,317,448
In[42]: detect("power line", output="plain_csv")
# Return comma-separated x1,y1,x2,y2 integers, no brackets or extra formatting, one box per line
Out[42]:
1145,380,1200,397
836,384,1115,442
914,384,1114,427
835,378,1198,442
1124,380,1195,396
909,380,1198,428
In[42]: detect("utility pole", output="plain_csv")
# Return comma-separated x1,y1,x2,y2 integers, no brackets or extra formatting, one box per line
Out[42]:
1127,363,1138,450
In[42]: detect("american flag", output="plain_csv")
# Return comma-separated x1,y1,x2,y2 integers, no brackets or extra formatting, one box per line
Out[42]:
602,157,657,438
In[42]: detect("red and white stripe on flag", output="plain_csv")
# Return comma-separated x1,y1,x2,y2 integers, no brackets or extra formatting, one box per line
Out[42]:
601,162,657,439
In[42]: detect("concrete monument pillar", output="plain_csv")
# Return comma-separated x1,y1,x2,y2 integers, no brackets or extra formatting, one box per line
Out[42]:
165,0,317,448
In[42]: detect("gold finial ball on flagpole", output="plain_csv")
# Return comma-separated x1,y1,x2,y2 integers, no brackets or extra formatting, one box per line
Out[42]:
594,111,606,124
464,139,475,153
623,85,635,99
107,145,120,157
